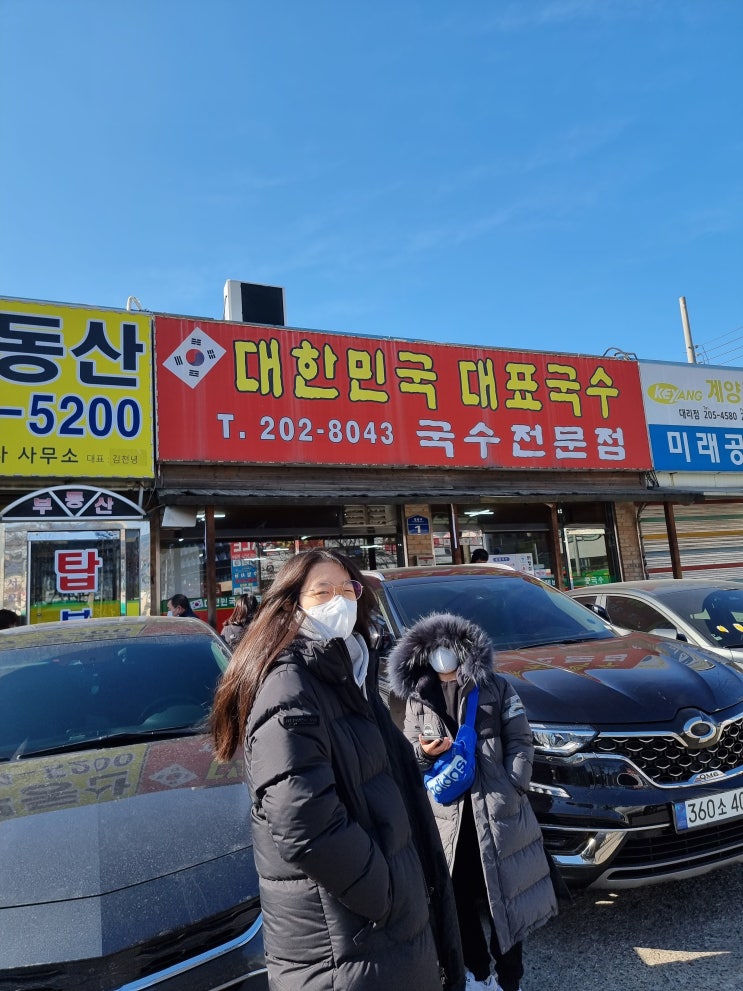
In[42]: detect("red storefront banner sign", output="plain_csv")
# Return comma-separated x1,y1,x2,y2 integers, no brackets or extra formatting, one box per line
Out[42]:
155,315,652,470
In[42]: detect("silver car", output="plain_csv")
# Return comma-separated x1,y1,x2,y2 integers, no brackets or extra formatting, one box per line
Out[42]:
568,579,743,669
0,616,266,991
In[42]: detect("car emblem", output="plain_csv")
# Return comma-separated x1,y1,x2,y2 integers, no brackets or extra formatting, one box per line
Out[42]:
682,716,719,747
694,769,724,782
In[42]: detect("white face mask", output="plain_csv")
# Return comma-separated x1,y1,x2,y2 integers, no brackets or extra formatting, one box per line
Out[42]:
429,646,459,673
167,610,173,617
302,595,358,640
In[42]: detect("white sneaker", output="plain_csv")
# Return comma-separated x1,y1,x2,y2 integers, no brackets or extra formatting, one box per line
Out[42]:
465,973,500,991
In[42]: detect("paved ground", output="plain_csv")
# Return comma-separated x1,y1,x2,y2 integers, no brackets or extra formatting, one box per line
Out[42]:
522,864,743,990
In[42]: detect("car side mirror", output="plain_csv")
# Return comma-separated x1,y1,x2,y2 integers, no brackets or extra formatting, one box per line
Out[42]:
590,603,611,622
369,616,394,655
650,625,687,642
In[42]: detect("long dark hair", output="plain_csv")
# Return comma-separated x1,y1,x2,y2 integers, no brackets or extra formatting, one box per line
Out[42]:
222,592,259,629
211,549,373,761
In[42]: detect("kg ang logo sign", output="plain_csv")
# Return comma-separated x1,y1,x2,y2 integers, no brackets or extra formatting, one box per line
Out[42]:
639,361,743,473
646,382,703,405
163,326,226,389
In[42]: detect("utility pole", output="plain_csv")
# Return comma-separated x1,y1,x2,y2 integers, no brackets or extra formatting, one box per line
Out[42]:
679,296,696,363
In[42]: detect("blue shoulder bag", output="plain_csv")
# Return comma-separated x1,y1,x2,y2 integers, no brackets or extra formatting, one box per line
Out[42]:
423,685,479,805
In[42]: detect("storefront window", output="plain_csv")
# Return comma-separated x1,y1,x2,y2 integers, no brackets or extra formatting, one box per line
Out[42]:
244,537,400,589
27,530,121,623
161,540,204,603
0,509,149,624
485,530,555,585
432,504,558,583
160,533,401,619
321,537,400,571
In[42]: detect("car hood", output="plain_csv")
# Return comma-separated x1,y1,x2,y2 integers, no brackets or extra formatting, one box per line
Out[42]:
0,734,257,968
493,632,743,726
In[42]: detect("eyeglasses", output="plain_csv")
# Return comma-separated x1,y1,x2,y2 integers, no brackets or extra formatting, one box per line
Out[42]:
301,580,364,603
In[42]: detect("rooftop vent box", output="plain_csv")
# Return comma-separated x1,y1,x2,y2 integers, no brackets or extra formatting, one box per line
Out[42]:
223,280,286,326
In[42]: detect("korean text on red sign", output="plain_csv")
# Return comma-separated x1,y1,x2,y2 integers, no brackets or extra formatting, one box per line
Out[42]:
155,316,651,471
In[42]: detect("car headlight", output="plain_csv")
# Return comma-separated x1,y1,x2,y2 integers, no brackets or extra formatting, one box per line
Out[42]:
531,724,597,756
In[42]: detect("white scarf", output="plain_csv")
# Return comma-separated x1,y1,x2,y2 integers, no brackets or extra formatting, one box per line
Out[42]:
299,617,370,694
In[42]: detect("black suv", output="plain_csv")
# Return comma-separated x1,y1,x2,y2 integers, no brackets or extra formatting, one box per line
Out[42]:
365,565,743,890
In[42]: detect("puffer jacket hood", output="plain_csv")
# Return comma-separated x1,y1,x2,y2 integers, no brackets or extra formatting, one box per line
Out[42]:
388,612,495,699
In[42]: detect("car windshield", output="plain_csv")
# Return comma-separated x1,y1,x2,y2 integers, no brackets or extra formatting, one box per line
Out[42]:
655,586,743,649
385,573,615,650
0,632,230,761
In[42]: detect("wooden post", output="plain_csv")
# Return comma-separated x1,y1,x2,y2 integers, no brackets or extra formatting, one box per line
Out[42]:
449,504,463,564
549,504,566,591
664,502,683,578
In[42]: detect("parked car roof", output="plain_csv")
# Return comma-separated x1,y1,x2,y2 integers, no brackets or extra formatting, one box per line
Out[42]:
569,578,743,666
569,578,743,595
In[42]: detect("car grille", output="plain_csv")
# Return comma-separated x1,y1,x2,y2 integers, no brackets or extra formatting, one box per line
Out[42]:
605,816,743,883
593,716,743,784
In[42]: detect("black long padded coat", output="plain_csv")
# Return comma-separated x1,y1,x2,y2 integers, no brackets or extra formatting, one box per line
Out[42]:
245,633,464,991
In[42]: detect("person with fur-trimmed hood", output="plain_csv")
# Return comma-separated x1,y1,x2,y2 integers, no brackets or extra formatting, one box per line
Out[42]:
388,612,558,991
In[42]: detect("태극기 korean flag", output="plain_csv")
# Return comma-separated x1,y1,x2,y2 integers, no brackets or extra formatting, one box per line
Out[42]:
163,327,226,389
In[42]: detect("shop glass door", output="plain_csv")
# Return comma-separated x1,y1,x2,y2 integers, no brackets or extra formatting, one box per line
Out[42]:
563,526,614,588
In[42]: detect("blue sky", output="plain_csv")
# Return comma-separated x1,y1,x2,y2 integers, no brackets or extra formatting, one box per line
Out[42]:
2,0,741,364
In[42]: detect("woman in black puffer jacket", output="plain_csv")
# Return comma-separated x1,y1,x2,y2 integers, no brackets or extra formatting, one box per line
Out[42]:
212,550,463,991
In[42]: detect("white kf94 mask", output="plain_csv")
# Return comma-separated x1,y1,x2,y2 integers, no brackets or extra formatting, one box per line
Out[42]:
429,646,459,673
302,595,358,640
